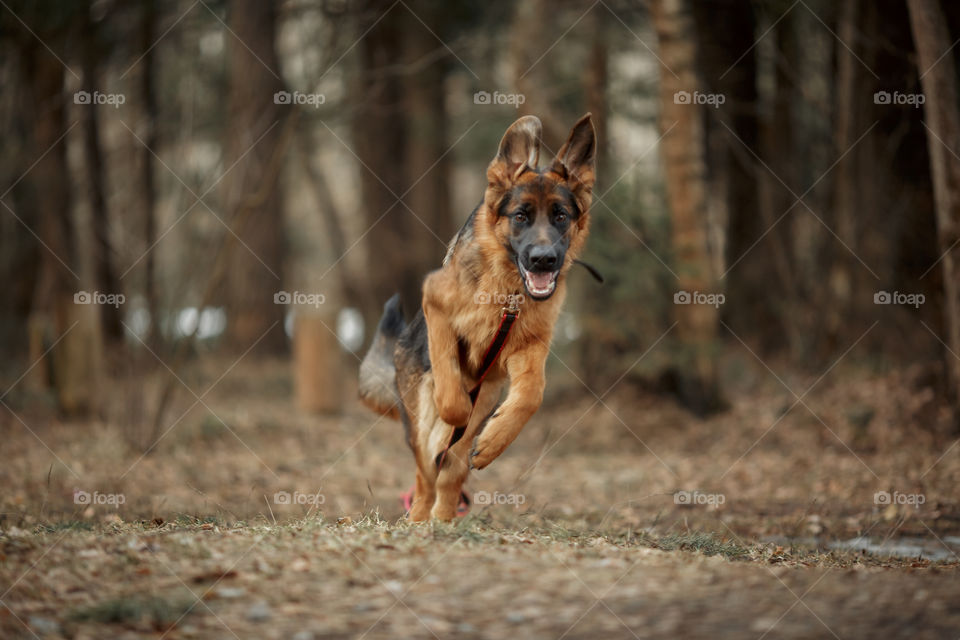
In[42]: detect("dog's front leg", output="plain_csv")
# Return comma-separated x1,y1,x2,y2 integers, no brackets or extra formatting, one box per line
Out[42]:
469,344,547,470
431,381,502,521
423,273,473,426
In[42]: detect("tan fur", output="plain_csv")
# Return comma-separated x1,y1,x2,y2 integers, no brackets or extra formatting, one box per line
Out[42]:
366,114,597,521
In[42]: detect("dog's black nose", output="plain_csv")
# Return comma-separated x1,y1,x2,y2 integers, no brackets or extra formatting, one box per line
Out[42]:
529,246,558,271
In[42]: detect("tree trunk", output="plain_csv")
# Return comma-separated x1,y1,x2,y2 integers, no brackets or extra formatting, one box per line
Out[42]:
584,6,609,179
353,1,408,318
139,0,159,346
907,0,960,408
576,7,611,387
651,0,723,415
352,0,436,324
693,0,792,351
825,0,870,350
759,11,806,357
23,42,101,416
222,0,286,352
293,312,343,413
80,2,123,344
401,5,453,279
509,0,567,145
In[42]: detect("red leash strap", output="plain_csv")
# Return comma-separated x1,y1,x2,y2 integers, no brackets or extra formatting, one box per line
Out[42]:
434,302,520,470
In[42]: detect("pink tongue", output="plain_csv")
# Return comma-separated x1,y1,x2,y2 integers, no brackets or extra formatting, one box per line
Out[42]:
528,272,554,289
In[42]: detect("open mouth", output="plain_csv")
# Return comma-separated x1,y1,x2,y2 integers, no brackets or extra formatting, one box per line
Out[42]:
519,263,559,299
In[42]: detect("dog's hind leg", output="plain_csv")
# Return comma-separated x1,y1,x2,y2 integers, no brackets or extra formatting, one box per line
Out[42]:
408,466,435,522
405,373,448,522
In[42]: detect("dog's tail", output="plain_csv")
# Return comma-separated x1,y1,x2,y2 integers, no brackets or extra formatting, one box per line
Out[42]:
358,294,404,420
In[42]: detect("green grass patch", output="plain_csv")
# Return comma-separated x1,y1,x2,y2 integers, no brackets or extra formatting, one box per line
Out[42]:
69,592,195,626
35,520,95,534
655,531,750,560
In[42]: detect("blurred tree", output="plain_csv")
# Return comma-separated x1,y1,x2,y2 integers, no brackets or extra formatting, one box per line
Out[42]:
352,0,455,325
222,0,287,352
80,0,123,344
693,0,794,351
14,3,101,415
867,0,939,314
138,0,159,346
827,0,860,342
509,0,567,145
353,0,414,321
823,0,893,353
908,0,960,411
584,6,609,173
22,44,75,394
401,3,454,282
757,5,806,355
0,45,39,357
651,0,723,415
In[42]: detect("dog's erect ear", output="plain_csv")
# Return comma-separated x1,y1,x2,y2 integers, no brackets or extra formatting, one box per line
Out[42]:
550,113,597,191
488,115,542,186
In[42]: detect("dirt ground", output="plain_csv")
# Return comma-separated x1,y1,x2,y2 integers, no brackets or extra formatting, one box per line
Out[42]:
2,353,959,638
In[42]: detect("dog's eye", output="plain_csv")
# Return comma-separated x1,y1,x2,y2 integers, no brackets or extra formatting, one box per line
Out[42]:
555,212,567,223
514,212,527,224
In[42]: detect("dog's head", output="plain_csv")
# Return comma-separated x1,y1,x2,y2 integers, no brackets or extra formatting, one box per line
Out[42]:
482,114,596,300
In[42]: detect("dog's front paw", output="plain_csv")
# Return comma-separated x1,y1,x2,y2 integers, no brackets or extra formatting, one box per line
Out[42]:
469,434,499,470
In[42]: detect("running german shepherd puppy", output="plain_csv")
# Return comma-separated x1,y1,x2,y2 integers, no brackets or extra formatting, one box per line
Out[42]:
359,114,596,521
